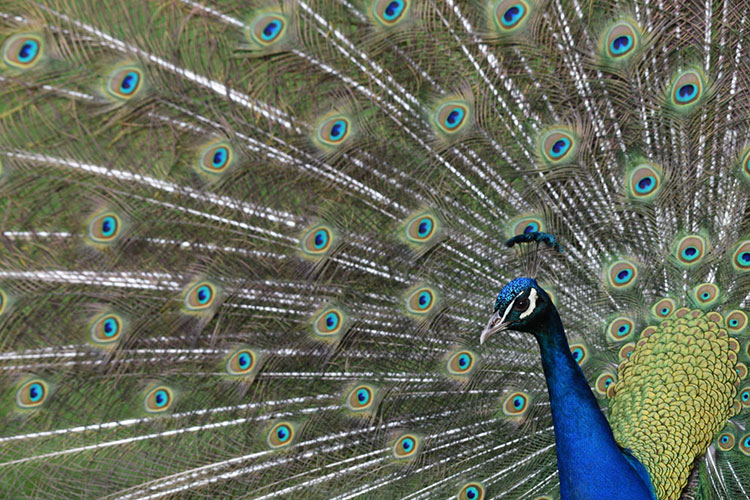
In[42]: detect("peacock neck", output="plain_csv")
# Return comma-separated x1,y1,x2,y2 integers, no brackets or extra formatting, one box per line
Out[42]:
534,309,656,500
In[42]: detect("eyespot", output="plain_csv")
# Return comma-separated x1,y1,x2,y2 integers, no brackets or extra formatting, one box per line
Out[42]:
267,422,295,448
404,213,439,243
509,216,544,237
406,286,436,315
447,350,476,375
717,431,736,451
183,281,217,311
372,0,411,26
491,0,531,32
739,434,750,456
674,235,706,266
392,434,419,459
602,20,640,61
434,101,471,135
106,66,144,100
144,386,173,413
606,260,638,290
300,225,334,256
669,69,705,110
539,129,578,165
90,313,124,344
725,310,748,334
595,372,617,396
736,363,748,380
651,298,676,319
313,307,346,337
226,348,256,375
607,317,634,342
315,115,352,148
627,163,662,200
740,387,750,408
88,212,122,244
569,344,588,366
741,148,750,180
249,13,288,46
2,34,43,69
0,288,8,316
732,241,750,271
346,385,375,411
457,482,485,500
502,391,530,417
198,142,233,174
691,283,719,308
16,379,49,409
618,342,635,360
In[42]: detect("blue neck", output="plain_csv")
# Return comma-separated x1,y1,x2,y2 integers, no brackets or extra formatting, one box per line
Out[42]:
535,309,656,500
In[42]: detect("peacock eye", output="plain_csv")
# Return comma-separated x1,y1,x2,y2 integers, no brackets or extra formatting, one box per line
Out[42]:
514,297,530,311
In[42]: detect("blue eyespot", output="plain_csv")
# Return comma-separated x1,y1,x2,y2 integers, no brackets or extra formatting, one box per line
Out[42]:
314,230,329,249
262,20,283,41
722,435,729,443
103,318,118,337
17,40,39,63
417,218,432,237
325,312,339,330
661,307,669,315
155,390,168,407
196,285,211,304
418,291,431,309
618,325,628,333
466,486,479,499
741,391,749,401
610,35,633,55
458,354,470,368
701,292,710,300
237,353,251,369
730,319,739,327
401,437,414,451
444,107,465,129
357,388,370,404
681,246,698,261
119,71,140,95
615,269,632,283
101,216,117,237
212,147,228,168
523,222,539,233
502,4,525,27
277,425,290,441
384,0,405,20
739,252,750,264
329,120,347,141
635,176,654,193
28,383,43,402
676,84,697,103
513,395,523,408
549,137,571,159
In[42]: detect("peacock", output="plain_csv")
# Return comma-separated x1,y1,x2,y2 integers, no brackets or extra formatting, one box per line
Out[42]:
1,0,750,498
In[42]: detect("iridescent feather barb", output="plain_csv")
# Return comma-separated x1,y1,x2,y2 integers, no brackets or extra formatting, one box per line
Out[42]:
1,0,750,499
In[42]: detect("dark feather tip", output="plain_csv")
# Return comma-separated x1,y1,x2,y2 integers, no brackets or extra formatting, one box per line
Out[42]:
505,232,563,253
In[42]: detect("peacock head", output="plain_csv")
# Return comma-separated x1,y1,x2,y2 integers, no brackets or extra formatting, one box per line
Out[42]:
480,277,555,344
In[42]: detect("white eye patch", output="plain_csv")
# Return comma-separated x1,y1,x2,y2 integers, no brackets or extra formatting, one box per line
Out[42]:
519,288,538,319
499,287,538,325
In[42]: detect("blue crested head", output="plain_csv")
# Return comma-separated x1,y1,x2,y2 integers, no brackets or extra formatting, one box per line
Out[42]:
481,277,555,344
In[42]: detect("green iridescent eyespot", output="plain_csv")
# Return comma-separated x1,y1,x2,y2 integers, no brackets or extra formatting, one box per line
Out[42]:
16,379,49,409
143,386,173,413
2,33,44,69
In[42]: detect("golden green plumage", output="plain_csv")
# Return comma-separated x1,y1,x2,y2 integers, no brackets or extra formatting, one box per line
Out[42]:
610,308,742,500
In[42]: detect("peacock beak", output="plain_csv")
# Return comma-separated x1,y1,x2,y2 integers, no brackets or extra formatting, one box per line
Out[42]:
480,309,507,345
